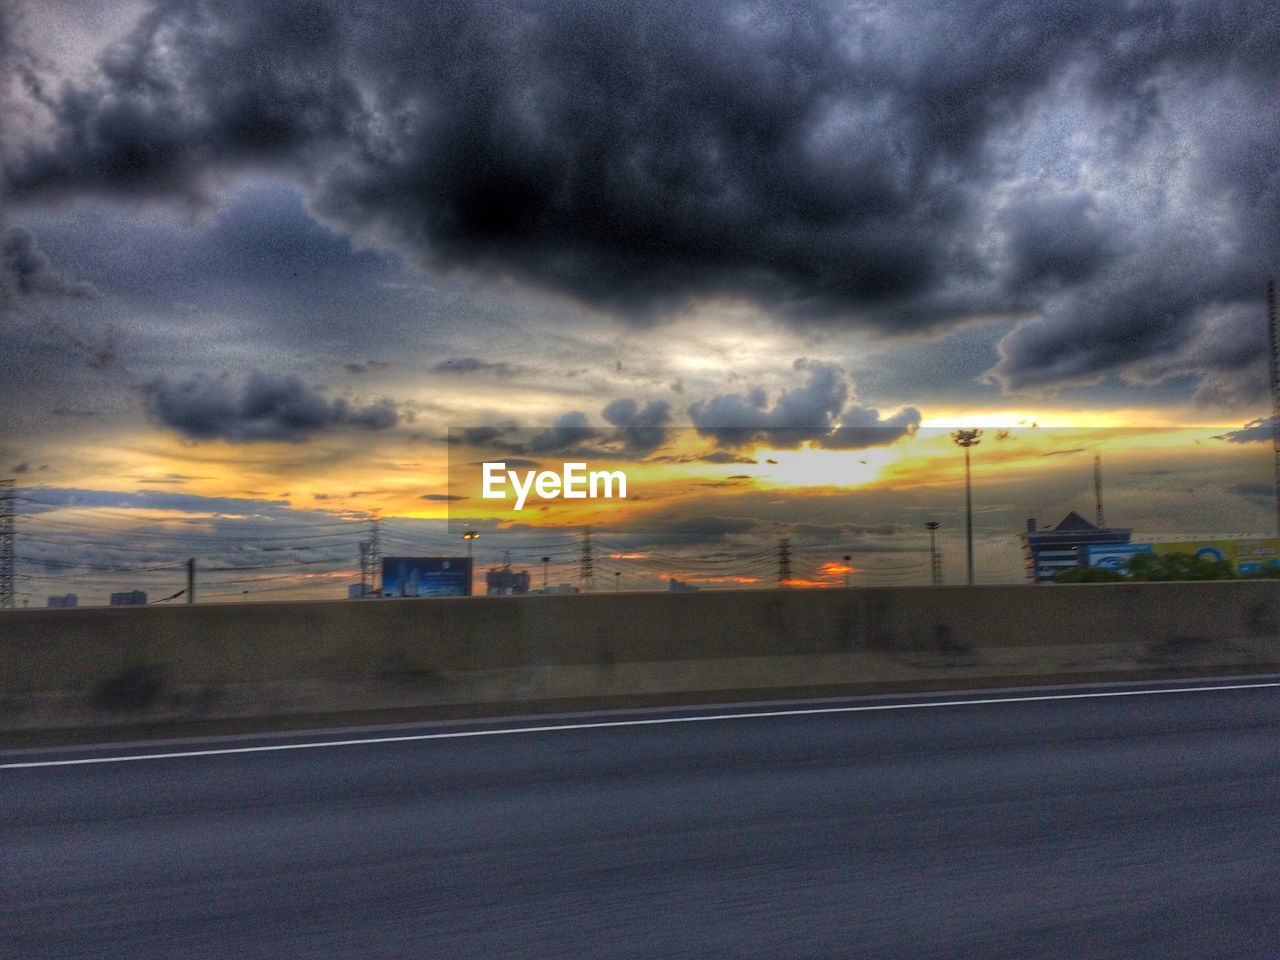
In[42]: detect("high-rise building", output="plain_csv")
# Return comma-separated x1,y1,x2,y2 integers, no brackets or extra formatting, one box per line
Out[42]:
47,593,78,608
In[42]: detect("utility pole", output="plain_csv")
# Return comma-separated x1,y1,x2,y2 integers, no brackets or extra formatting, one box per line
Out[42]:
926,521,942,586
1267,279,1280,536
842,554,852,588
777,537,792,587
0,479,14,610
951,429,982,586
186,557,195,604
369,518,381,597
541,556,551,591
580,527,594,592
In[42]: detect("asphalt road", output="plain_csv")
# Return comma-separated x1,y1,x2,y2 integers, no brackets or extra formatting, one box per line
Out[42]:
3,680,1279,959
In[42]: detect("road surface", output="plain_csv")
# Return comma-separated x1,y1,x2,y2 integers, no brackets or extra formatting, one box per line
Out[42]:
4,679,1279,958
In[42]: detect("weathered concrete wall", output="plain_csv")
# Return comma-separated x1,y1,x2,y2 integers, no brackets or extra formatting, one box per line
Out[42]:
3,582,1279,738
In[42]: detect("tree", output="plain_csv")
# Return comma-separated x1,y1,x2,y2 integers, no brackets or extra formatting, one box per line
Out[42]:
1126,551,1235,581
1054,551,1240,583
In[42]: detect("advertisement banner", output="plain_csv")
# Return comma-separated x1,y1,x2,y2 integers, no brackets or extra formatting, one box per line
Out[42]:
1142,540,1279,574
1088,540,1280,575
381,557,474,597
1085,543,1153,572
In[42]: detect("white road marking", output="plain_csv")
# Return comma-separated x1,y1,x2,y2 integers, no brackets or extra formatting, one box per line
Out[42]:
3,680,1278,770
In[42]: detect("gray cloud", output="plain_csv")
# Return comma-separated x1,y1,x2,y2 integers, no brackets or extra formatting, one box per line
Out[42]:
819,404,922,450
432,358,525,377
689,358,919,449
1227,482,1273,505
1,224,98,306
143,370,399,443
4,0,1278,402
1213,418,1273,444
528,411,595,455
601,397,671,454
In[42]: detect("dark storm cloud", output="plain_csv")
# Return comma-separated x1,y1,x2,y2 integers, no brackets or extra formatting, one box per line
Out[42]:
4,0,1278,397
143,370,399,443
999,193,1117,293
689,359,919,449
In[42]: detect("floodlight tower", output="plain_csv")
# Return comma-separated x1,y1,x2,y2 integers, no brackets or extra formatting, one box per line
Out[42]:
951,429,982,586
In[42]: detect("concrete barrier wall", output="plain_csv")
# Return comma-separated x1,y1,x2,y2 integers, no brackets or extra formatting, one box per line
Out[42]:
3,582,1280,738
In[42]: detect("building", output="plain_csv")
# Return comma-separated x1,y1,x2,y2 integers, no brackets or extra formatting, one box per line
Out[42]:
486,566,531,596
1020,512,1132,584
109,590,148,606
542,583,578,595
47,593,78,608
668,577,699,592
347,583,369,599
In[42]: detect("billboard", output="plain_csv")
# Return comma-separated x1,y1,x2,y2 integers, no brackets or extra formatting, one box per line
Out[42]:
1089,540,1280,575
1085,543,1153,572
1152,539,1280,575
381,556,473,597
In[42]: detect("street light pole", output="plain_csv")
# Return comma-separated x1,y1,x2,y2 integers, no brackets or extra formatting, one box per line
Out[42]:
842,554,852,588
462,531,479,597
951,430,982,586
541,556,550,592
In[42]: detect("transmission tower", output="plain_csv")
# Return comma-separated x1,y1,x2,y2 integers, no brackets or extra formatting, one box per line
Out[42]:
1268,279,1280,536
1093,452,1105,530
357,518,382,598
579,527,594,592
0,479,14,609
777,537,792,586
368,518,382,596
358,541,373,598
926,521,942,586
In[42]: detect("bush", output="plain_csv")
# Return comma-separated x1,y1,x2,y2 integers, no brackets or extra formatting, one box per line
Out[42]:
1126,552,1236,581
1055,551,1240,583
1054,565,1125,583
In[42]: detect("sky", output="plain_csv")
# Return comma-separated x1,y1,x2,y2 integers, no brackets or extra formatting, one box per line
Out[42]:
1,0,1278,602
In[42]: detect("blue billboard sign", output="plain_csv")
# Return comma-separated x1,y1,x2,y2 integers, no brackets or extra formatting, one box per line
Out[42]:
381,556,473,597
1086,542,1153,573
